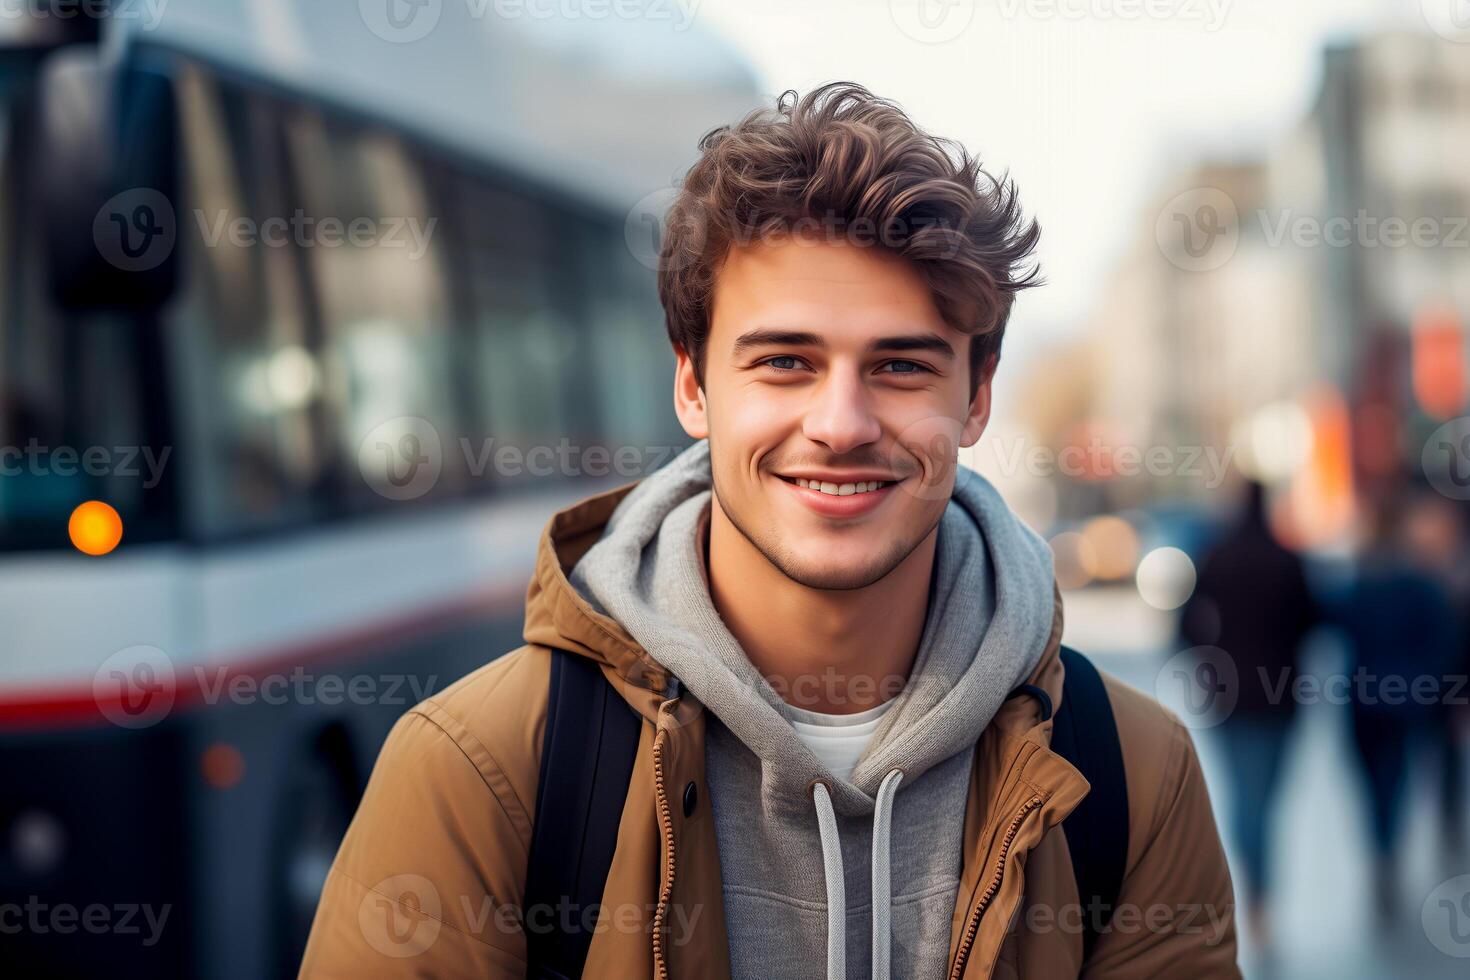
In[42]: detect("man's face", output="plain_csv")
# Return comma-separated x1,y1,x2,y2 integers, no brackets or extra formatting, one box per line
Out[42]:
674,239,994,591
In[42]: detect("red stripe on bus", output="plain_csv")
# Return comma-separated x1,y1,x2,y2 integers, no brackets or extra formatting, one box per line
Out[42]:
0,580,529,731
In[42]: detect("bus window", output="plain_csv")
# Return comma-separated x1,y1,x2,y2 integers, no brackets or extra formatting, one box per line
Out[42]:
282,108,468,511
573,218,686,464
166,64,331,538
453,177,597,489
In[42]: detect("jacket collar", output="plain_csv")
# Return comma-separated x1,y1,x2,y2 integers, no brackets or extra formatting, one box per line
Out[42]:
521,479,672,722
522,478,1073,727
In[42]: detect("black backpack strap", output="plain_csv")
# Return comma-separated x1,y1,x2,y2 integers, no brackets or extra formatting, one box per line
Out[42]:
1051,645,1130,965
524,648,641,980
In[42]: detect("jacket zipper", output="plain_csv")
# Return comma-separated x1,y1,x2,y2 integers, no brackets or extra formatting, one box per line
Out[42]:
948,794,1044,980
650,725,676,980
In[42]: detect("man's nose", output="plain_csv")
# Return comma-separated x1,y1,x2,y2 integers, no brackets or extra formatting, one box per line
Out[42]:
800,372,882,455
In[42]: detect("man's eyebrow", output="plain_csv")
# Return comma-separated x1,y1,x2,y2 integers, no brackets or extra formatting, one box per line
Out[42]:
730,329,957,360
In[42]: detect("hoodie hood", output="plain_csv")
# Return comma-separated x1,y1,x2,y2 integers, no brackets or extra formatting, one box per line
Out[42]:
564,438,1057,818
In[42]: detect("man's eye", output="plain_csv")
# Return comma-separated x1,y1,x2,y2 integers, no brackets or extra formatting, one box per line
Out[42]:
762,356,803,371
882,360,930,375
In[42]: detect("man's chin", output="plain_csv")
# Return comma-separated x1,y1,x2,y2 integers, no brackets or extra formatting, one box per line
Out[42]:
765,534,903,591
779,561,893,592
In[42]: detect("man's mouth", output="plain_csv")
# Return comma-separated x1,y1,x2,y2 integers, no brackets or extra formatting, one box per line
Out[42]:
784,476,894,496
773,473,901,518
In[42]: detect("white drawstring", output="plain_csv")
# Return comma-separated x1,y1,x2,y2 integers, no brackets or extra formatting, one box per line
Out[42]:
812,769,905,980
870,768,904,980
813,781,846,980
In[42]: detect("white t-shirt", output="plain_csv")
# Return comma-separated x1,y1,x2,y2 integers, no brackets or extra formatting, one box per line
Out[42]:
785,697,897,783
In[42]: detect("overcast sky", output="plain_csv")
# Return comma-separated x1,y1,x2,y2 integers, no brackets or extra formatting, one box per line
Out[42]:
698,0,1437,368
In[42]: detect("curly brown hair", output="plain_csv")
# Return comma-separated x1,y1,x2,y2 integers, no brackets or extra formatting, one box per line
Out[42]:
657,81,1042,400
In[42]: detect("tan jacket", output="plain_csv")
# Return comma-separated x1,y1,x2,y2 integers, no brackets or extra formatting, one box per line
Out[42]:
299,480,1242,979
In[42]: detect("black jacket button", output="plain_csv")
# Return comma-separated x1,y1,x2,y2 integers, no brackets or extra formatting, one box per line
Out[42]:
682,781,698,817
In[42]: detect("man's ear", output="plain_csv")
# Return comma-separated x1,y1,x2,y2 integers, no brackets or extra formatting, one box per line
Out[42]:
673,346,709,439
960,352,997,448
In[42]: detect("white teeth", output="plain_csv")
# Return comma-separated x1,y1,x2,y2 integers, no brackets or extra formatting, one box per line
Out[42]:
793,478,889,496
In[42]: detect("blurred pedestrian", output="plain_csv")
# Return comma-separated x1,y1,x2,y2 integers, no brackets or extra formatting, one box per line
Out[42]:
1179,479,1319,950
1334,489,1465,925
1393,490,1470,864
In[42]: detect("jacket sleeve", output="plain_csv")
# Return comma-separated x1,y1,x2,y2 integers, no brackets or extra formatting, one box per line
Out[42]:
297,707,532,978
1082,717,1242,979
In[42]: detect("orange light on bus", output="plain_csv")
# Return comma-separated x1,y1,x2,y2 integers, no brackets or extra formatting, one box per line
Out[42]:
68,501,123,556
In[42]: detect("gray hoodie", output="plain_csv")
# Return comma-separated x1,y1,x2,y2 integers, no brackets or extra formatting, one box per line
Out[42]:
568,438,1056,979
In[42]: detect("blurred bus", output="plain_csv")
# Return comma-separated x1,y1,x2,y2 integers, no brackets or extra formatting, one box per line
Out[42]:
0,3,758,977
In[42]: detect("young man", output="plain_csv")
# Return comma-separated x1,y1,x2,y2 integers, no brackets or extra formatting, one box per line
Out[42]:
300,82,1240,978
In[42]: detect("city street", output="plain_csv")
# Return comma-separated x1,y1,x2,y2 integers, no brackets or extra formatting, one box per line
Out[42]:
1073,588,1470,979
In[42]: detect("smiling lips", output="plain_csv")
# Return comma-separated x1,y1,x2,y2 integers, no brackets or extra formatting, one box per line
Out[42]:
778,473,899,518
792,476,892,496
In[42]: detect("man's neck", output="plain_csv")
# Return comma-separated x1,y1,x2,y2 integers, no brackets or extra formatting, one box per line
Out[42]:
701,497,938,715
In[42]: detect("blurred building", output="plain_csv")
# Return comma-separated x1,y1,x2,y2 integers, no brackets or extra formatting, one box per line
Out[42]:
1317,32,1470,360
1025,29,1470,549
1314,33,1470,517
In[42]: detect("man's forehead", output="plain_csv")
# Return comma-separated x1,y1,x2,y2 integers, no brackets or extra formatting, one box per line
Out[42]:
710,241,951,337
